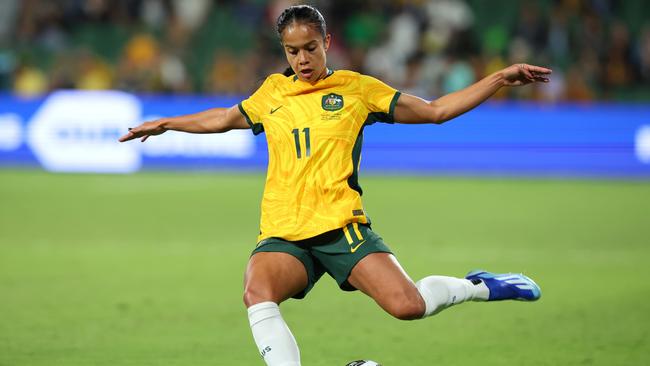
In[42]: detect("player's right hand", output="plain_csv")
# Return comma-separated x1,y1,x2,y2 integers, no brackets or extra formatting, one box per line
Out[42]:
118,120,167,142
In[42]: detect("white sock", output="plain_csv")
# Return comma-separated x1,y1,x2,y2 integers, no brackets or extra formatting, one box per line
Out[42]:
248,301,301,366
415,275,489,317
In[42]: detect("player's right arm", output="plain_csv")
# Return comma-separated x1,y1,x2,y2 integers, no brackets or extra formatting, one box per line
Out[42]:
118,105,249,143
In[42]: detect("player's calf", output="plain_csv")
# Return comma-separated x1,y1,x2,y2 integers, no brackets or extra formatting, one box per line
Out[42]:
415,275,489,317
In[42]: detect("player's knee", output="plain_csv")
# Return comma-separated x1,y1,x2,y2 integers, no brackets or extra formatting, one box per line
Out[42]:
384,293,426,320
388,302,425,320
243,284,275,308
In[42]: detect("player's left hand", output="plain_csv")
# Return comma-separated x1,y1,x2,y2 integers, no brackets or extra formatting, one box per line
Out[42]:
118,120,166,143
501,64,552,86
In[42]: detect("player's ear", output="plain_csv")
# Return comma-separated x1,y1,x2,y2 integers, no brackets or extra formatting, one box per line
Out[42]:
324,34,331,51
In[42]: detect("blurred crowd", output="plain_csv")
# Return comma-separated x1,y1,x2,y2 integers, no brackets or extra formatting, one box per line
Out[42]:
1,0,649,101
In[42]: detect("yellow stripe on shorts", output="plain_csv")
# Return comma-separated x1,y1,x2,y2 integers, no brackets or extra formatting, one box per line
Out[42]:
352,222,363,241
343,225,353,244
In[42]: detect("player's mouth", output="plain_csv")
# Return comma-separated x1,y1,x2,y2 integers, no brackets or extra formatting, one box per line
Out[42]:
300,69,314,79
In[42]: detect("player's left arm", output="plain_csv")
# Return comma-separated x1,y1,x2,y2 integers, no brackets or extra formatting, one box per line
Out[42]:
393,63,551,124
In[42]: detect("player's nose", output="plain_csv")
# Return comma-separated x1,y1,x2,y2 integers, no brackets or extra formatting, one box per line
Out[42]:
298,50,309,65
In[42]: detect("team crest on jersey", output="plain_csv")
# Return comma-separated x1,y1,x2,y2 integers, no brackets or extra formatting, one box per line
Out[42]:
322,93,344,111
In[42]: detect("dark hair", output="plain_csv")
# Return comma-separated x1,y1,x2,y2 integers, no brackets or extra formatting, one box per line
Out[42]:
276,5,327,76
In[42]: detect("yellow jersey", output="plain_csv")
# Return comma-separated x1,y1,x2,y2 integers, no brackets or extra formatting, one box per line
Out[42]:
238,70,401,242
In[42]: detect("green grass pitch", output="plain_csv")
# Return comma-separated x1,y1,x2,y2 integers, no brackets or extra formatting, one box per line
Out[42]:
1,170,649,366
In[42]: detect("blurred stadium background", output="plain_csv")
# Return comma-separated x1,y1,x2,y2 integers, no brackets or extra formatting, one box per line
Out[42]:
1,1,650,366
2,0,650,99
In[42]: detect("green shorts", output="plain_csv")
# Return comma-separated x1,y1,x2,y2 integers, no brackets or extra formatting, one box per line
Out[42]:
251,223,392,299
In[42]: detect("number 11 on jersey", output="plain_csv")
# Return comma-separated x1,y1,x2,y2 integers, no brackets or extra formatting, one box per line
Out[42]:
292,128,311,159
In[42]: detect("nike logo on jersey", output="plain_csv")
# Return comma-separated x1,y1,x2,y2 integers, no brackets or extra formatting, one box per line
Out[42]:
350,240,366,253
270,106,283,114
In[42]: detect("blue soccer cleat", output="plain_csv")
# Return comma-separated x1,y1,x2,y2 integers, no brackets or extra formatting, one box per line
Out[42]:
466,270,541,301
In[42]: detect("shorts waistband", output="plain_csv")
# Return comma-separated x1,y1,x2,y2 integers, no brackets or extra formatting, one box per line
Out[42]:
259,223,369,247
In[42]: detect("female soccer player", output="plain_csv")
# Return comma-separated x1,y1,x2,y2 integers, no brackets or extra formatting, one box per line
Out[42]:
120,5,550,366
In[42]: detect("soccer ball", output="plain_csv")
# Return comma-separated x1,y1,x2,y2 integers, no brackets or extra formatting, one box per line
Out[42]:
345,361,381,366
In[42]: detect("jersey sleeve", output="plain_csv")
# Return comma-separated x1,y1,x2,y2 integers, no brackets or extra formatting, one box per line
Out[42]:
238,76,276,135
359,74,401,125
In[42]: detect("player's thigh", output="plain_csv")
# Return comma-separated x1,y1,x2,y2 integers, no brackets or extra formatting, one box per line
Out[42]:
243,252,309,306
347,253,424,318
